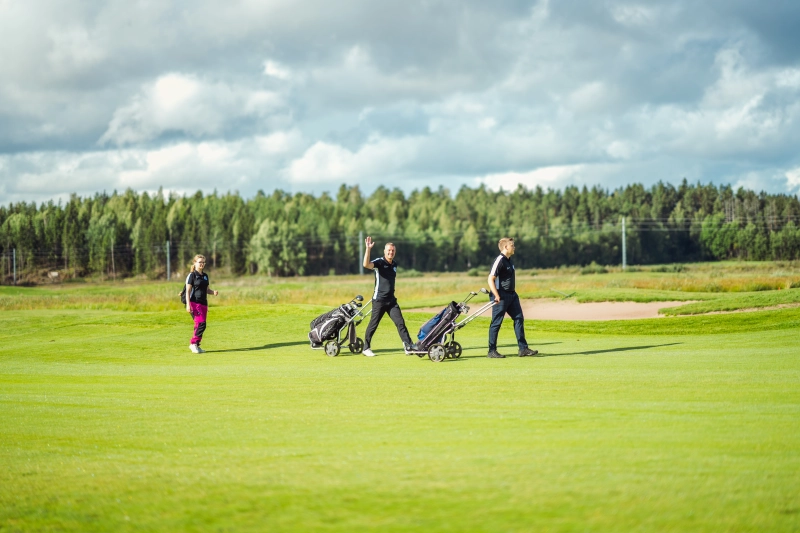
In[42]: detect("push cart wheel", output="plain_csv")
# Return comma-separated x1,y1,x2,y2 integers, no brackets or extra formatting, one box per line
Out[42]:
416,352,426,358
324,341,340,357
349,338,364,354
448,341,462,359
428,343,446,362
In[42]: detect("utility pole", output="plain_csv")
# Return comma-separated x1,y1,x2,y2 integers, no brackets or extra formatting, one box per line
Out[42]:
359,230,364,275
166,241,171,281
621,217,627,271
13,248,16,285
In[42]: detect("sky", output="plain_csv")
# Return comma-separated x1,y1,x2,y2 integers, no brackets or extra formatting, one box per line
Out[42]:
1,0,799,205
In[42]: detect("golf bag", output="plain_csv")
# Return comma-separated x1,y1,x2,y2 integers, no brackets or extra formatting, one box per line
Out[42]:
406,289,496,362
417,302,460,347
308,295,372,357
309,307,353,345
416,302,461,350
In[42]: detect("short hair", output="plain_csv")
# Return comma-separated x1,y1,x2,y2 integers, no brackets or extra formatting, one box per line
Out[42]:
498,238,514,251
384,242,396,249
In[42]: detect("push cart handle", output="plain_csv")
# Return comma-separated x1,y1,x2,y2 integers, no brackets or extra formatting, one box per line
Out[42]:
454,300,496,329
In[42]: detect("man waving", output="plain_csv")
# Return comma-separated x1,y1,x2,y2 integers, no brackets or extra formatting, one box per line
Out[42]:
361,236,418,357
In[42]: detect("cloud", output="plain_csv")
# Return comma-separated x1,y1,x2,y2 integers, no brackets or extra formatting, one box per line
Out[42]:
255,130,304,155
785,168,800,191
1,0,800,205
0,135,305,204
286,136,421,183
99,73,285,146
476,164,591,192
263,60,291,80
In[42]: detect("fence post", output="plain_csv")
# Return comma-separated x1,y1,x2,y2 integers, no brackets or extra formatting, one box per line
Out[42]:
359,230,364,275
621,217,627,270
166,241,171,281
13,248,16,285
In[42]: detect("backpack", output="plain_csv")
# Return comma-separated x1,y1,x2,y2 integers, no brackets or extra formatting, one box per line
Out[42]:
180,272,194,305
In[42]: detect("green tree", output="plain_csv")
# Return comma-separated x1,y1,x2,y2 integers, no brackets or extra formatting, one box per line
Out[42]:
248,219,308,276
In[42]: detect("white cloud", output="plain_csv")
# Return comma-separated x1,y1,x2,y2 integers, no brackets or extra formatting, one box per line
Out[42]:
777,69,800,89
99,73,285,146
477,164,589,191
606,141,635,160
255,130,303,155
286,136,420,183
263,60,291,80
786,168,800,190
152,74,200,111
2,1,800,205
0,138,294,204
610,4,658,26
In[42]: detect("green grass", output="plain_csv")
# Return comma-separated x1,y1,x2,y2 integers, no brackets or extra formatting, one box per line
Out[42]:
661,289,800,315
2,270,800,531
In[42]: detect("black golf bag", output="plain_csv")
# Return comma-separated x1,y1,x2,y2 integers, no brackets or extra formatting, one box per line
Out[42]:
309,306,355,345
308,295,371,357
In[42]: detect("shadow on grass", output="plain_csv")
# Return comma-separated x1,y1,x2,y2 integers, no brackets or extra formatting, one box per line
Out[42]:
205,341,309,354
498,341,562,349
547,342,682,357
457,341,562,359
457,342,681,359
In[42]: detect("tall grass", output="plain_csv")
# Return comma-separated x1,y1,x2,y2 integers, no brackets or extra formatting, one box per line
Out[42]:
3,261,800,313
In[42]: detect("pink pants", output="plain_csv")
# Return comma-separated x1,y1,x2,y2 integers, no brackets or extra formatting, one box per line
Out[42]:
189,302,208,345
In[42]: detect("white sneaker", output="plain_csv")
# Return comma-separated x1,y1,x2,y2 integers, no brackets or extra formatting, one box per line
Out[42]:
363,348,376,357
189,344,200,354
196,345,206,354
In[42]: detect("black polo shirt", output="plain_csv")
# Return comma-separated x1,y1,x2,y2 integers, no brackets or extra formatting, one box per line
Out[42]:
371,257,398,301
489,254,516,293
186,271,210,305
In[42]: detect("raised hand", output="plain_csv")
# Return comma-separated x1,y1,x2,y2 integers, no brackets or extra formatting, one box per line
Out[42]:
365,236,375,249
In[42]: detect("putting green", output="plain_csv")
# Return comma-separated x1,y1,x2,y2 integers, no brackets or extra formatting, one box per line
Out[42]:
1,303,799,532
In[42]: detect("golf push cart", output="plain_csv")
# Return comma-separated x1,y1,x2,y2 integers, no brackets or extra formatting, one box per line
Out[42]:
409,288,496,362
308,295,372,357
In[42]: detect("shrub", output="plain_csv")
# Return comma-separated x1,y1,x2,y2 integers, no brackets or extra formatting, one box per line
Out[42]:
651,264,685,273
580,262,608,275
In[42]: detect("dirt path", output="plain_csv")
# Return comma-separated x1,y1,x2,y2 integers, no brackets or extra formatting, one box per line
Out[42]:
411,299,690,321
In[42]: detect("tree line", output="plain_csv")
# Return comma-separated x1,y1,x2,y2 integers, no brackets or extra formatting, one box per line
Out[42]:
2,180,800,283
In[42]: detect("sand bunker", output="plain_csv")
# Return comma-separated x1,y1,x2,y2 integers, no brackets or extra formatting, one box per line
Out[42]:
411,299,690,321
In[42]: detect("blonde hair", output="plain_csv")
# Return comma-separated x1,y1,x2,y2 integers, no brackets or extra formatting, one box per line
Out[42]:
498,238,514,251
190,254,207,273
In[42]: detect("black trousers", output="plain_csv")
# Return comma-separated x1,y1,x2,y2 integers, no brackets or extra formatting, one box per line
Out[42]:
488,290,528,352
364,299,413,348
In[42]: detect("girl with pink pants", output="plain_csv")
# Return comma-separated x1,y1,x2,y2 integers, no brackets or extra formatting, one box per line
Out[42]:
185,254,219,354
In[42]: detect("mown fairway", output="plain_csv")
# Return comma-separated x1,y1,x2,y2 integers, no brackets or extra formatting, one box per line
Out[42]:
2,266,800,531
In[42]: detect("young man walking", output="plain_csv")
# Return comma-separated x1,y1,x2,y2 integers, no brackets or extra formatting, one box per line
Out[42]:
361,236,418,357
487,238,539,359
